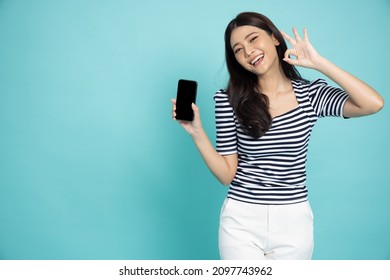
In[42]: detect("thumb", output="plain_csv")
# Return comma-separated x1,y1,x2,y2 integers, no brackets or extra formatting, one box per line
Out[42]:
283,49,299,66
283,57,298,66
192,103,201,122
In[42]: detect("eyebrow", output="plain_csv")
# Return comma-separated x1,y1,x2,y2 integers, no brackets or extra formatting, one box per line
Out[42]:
232,32,259,50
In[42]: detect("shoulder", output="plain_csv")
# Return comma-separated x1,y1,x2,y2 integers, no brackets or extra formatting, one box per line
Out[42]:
292,78,327,90
292,78,329,100
308,78,328,91
214,89,228,101
214,89,232,107
214,89,235,115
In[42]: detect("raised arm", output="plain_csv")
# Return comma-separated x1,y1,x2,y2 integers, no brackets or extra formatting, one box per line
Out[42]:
171,99,237,185
281,28,384,117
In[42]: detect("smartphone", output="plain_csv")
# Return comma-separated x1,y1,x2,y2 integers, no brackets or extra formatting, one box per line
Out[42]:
175,79,198,121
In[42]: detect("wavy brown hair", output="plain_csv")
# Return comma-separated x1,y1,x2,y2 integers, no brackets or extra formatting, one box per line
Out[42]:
224,12,307,138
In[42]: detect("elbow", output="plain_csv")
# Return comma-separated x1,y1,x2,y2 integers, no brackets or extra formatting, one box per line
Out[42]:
219,175,235,186
376,96,384,112
221,180,232,187
219,178,232,187
222,171,237,186
370,95,384,114
360,95,385,116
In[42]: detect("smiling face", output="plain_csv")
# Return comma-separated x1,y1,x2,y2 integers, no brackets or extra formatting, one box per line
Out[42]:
230,25,281,76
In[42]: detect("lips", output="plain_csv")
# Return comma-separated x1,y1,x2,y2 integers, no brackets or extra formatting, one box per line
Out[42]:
250,54,264,66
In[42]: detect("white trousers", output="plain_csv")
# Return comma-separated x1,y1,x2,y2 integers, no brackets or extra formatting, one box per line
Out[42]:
219,198,314,260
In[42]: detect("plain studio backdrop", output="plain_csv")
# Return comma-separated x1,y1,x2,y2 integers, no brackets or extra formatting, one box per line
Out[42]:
0,0,389,260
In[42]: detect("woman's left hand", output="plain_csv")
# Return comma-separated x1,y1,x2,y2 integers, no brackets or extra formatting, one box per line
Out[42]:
282,28,384,117
281,28,323,70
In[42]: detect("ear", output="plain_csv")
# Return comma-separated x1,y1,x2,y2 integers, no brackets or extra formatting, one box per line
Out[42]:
271,34,280,46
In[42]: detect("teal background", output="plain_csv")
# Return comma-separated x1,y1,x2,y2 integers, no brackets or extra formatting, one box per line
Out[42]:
0,0,389,260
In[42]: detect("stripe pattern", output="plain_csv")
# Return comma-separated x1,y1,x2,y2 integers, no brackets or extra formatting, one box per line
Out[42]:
214,79,349,205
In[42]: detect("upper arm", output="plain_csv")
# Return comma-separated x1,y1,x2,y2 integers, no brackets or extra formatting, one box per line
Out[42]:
342,98,361,118
308,80,349,118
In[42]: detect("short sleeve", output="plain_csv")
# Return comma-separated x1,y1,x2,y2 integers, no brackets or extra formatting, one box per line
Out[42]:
214,90,237,155
308,79,349,118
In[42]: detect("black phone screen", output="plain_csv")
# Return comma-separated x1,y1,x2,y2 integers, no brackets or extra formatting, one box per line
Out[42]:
175,79,198,121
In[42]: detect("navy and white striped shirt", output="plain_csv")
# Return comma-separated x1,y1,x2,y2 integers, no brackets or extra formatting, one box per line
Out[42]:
214,79,349,205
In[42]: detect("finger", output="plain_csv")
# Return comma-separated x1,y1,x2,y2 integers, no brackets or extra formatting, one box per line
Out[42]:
171,99,177,119
292,27,302,42
280,30,296,46
283,57,299,66
283,49,299,66
171,99,177,109
303,27,309,42
284,48,299,59
192,103,200,118
192,103,204,126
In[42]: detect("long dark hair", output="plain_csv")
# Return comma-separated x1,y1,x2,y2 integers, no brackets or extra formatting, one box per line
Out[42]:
224,12,306,138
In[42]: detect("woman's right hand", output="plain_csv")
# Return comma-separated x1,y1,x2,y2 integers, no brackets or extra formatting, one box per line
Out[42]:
171,99,203,137
171,98,237,185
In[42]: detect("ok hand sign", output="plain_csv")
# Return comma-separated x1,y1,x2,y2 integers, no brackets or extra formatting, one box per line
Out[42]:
281,28,324,70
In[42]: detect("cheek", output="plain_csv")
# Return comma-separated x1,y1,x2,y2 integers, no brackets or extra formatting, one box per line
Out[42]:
267,48,281,64
235,57,256,74
234,54,249,69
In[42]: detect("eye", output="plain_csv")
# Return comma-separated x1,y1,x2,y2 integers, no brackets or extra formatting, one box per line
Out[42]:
234,47,242,54
249,36,258,43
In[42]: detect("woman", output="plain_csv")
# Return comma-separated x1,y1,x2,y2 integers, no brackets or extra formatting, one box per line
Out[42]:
171,12,383,260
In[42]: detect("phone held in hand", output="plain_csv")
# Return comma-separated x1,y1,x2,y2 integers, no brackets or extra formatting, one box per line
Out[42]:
175,79,198,121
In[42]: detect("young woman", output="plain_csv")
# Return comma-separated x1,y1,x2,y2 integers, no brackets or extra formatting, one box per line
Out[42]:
171,12,383,260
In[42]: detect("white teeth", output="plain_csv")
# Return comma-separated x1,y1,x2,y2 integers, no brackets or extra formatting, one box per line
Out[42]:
251,54,264,66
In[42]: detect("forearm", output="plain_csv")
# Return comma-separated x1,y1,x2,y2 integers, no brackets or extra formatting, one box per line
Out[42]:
172,100,237,185
282,28,384,116
191,129,237,186
315,57,384,116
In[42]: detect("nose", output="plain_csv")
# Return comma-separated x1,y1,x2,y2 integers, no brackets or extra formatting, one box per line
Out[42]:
244,45,254,57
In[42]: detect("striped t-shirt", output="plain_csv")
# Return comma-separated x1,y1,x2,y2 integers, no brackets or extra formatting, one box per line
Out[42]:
214,78,349,205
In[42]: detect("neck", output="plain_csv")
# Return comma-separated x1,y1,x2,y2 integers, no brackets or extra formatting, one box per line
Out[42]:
257,66,290,98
